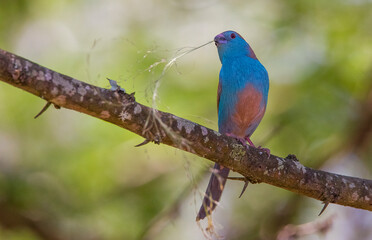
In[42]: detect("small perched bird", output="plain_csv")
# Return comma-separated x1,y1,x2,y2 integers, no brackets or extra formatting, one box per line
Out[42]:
197,30,269,220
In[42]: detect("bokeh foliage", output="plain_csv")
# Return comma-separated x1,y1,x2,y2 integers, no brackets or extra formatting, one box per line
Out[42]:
0,0,372,239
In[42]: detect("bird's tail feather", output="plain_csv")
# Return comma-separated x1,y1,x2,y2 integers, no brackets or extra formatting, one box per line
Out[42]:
196,163,230,221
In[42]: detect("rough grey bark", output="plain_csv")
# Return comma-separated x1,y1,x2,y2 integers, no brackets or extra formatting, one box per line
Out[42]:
0,48,371,212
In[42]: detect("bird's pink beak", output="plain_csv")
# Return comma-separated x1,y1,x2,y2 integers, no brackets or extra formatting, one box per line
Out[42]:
214,33,227,46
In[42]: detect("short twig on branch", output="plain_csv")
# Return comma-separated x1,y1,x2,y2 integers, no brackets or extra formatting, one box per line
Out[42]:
0,48,371,213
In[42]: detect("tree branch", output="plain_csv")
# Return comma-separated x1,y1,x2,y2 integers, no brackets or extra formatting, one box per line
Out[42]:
0,48,371,213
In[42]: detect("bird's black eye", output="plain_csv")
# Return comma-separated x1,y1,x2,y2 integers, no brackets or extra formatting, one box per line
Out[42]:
230,33,236,39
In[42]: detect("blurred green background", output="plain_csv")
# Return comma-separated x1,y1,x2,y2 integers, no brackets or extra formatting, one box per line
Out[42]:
1,0,372,239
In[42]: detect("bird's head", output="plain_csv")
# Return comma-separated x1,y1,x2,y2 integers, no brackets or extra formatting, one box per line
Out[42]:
214,30,257,62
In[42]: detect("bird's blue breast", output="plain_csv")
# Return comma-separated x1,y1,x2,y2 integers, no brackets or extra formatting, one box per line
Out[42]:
218,56,269,135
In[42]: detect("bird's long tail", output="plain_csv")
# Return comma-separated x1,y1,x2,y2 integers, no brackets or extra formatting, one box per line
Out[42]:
196,163,230,221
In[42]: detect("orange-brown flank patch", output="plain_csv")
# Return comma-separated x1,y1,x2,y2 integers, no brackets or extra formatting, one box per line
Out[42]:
231,84,265,137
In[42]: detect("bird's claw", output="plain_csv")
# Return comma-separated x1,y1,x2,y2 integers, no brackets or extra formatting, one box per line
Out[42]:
226,134,271,158
226,133,247,148
258,146,271,158
245,136,271,158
